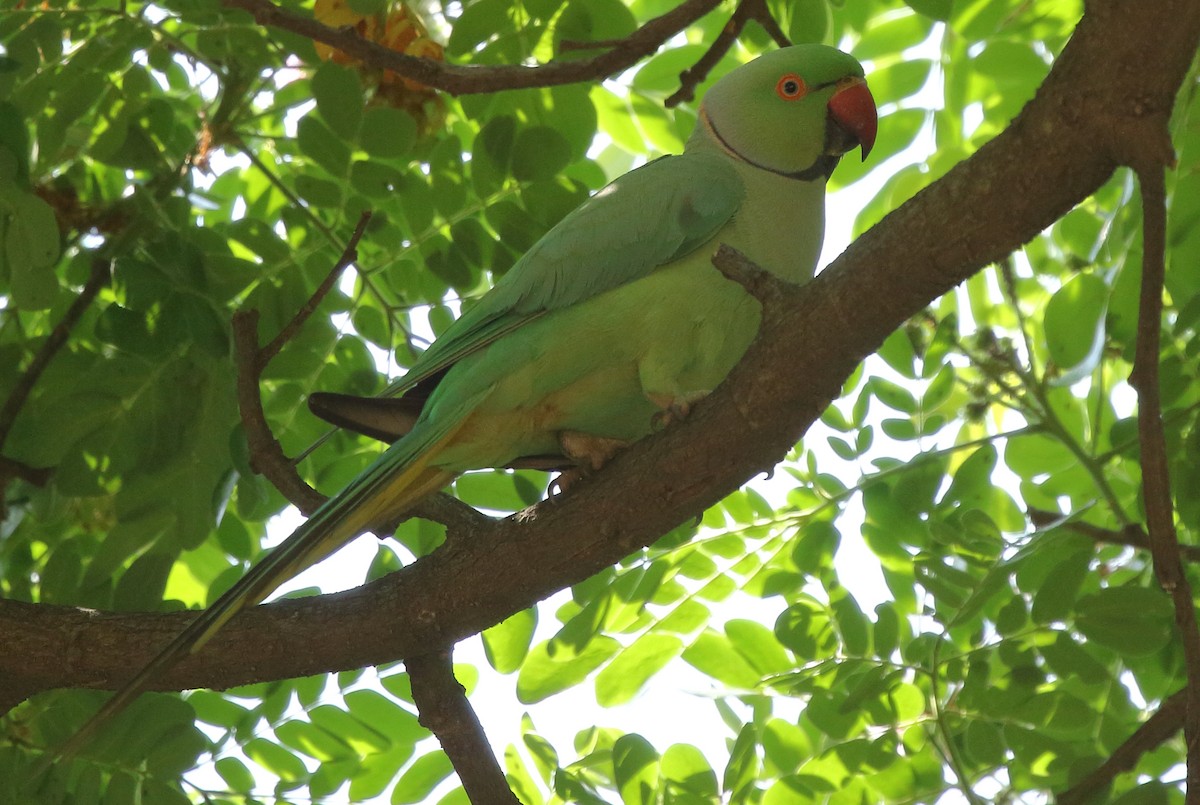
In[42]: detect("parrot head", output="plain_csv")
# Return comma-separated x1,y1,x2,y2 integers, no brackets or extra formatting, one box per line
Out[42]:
697,45,878,181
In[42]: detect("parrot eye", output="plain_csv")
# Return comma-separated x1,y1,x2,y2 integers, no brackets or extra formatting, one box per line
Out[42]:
775,73,807,101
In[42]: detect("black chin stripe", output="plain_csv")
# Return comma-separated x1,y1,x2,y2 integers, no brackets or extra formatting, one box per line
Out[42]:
704,109,838,182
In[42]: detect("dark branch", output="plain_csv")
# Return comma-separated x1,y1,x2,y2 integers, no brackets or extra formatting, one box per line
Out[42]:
407,650,520,804
1128,161,1200,795
0,258,109,511
1058,689,1186,804
232,309,326,515
232,310,494,536
1027,508,1200,563
220,0,722,96
0,258,108,448
666,0,791,108
0,455,52,488
257,211,371,372
712,243,789,309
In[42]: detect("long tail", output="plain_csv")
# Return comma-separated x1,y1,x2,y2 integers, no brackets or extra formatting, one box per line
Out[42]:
37,415,466,777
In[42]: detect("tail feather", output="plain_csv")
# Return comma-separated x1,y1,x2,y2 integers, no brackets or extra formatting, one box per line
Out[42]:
38,413,469,778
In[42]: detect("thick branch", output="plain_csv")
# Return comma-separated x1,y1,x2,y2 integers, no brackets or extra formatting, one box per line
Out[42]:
3,0,1198,710
407,651,520,804
221,0,721,96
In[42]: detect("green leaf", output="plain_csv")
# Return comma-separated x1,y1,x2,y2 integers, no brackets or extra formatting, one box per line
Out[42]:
762,718,812,775
785,0,831,44
681,629,763,689
1043,272,1109,378
245,738,309,781
775,598,837,659
215,757,256,792
482,607,538,674
854,13,934,61
595,633,683,706
554,0,636,47
1076,586,1174,657
312,62,363,140
6,191,61,308
360,106,417,159
455,470,536,510
612,734,659,805
516,635,620,703
276,718,355,762
391,751,454,804
904,0,951,20
726,619,794,677
722,724,760,797
297,112,351,176
661,743,719,797
511,126,573,182
344,690,427,745
112,552,175,611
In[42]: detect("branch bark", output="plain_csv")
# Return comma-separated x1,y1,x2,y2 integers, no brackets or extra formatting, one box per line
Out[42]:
1129,162,1200,797
408,650,520,804
221,0,722,95
4,0,1199,759
1058,689,1187,804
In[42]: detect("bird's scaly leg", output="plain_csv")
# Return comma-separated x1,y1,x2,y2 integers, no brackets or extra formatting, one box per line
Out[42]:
550,431,631,495
646,390,710,430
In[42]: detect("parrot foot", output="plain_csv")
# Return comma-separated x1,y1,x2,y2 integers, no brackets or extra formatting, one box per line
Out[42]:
549,431,631,497
647,390,710,430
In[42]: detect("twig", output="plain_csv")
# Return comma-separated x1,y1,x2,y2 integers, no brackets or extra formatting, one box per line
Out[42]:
0,259,109,509
0,259,108,448
0,455,52,487
1129,163,1200,797
711,243,789,310
257,211,371,371
666,0,791,107
221,0,722,96
407,650,520,804
1027,508,1200,563
1057,688,1186,804
232,310,327,514
232,311,494,537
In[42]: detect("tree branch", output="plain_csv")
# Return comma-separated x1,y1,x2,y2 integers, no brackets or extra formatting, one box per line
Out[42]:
407,650,519,804
1028,508,1200,563
229,215,491,533
220,0,722,95
257,211,371,371
0,258,108,454
666,0,790,107
1058,688,1187,804
1128,161,1200,796
4,0,1198,749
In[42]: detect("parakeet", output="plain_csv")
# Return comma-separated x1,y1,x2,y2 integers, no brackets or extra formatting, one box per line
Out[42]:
57,44,876,759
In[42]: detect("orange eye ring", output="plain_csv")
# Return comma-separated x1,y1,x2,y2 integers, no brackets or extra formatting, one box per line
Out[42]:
775,73,807,101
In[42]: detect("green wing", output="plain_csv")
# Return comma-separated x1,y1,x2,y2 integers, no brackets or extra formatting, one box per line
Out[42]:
380,150,745,398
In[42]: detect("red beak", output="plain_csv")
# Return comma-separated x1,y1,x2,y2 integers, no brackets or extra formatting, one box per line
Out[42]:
828,77,878,161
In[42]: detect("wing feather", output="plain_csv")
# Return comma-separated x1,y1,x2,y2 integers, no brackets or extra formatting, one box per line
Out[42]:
380,150,743,398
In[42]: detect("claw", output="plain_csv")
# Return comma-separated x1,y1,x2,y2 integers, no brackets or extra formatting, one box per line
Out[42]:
548,431,631,498
647,390,710,430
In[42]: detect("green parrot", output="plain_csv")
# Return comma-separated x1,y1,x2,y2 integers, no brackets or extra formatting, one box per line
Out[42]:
56,44,875,759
